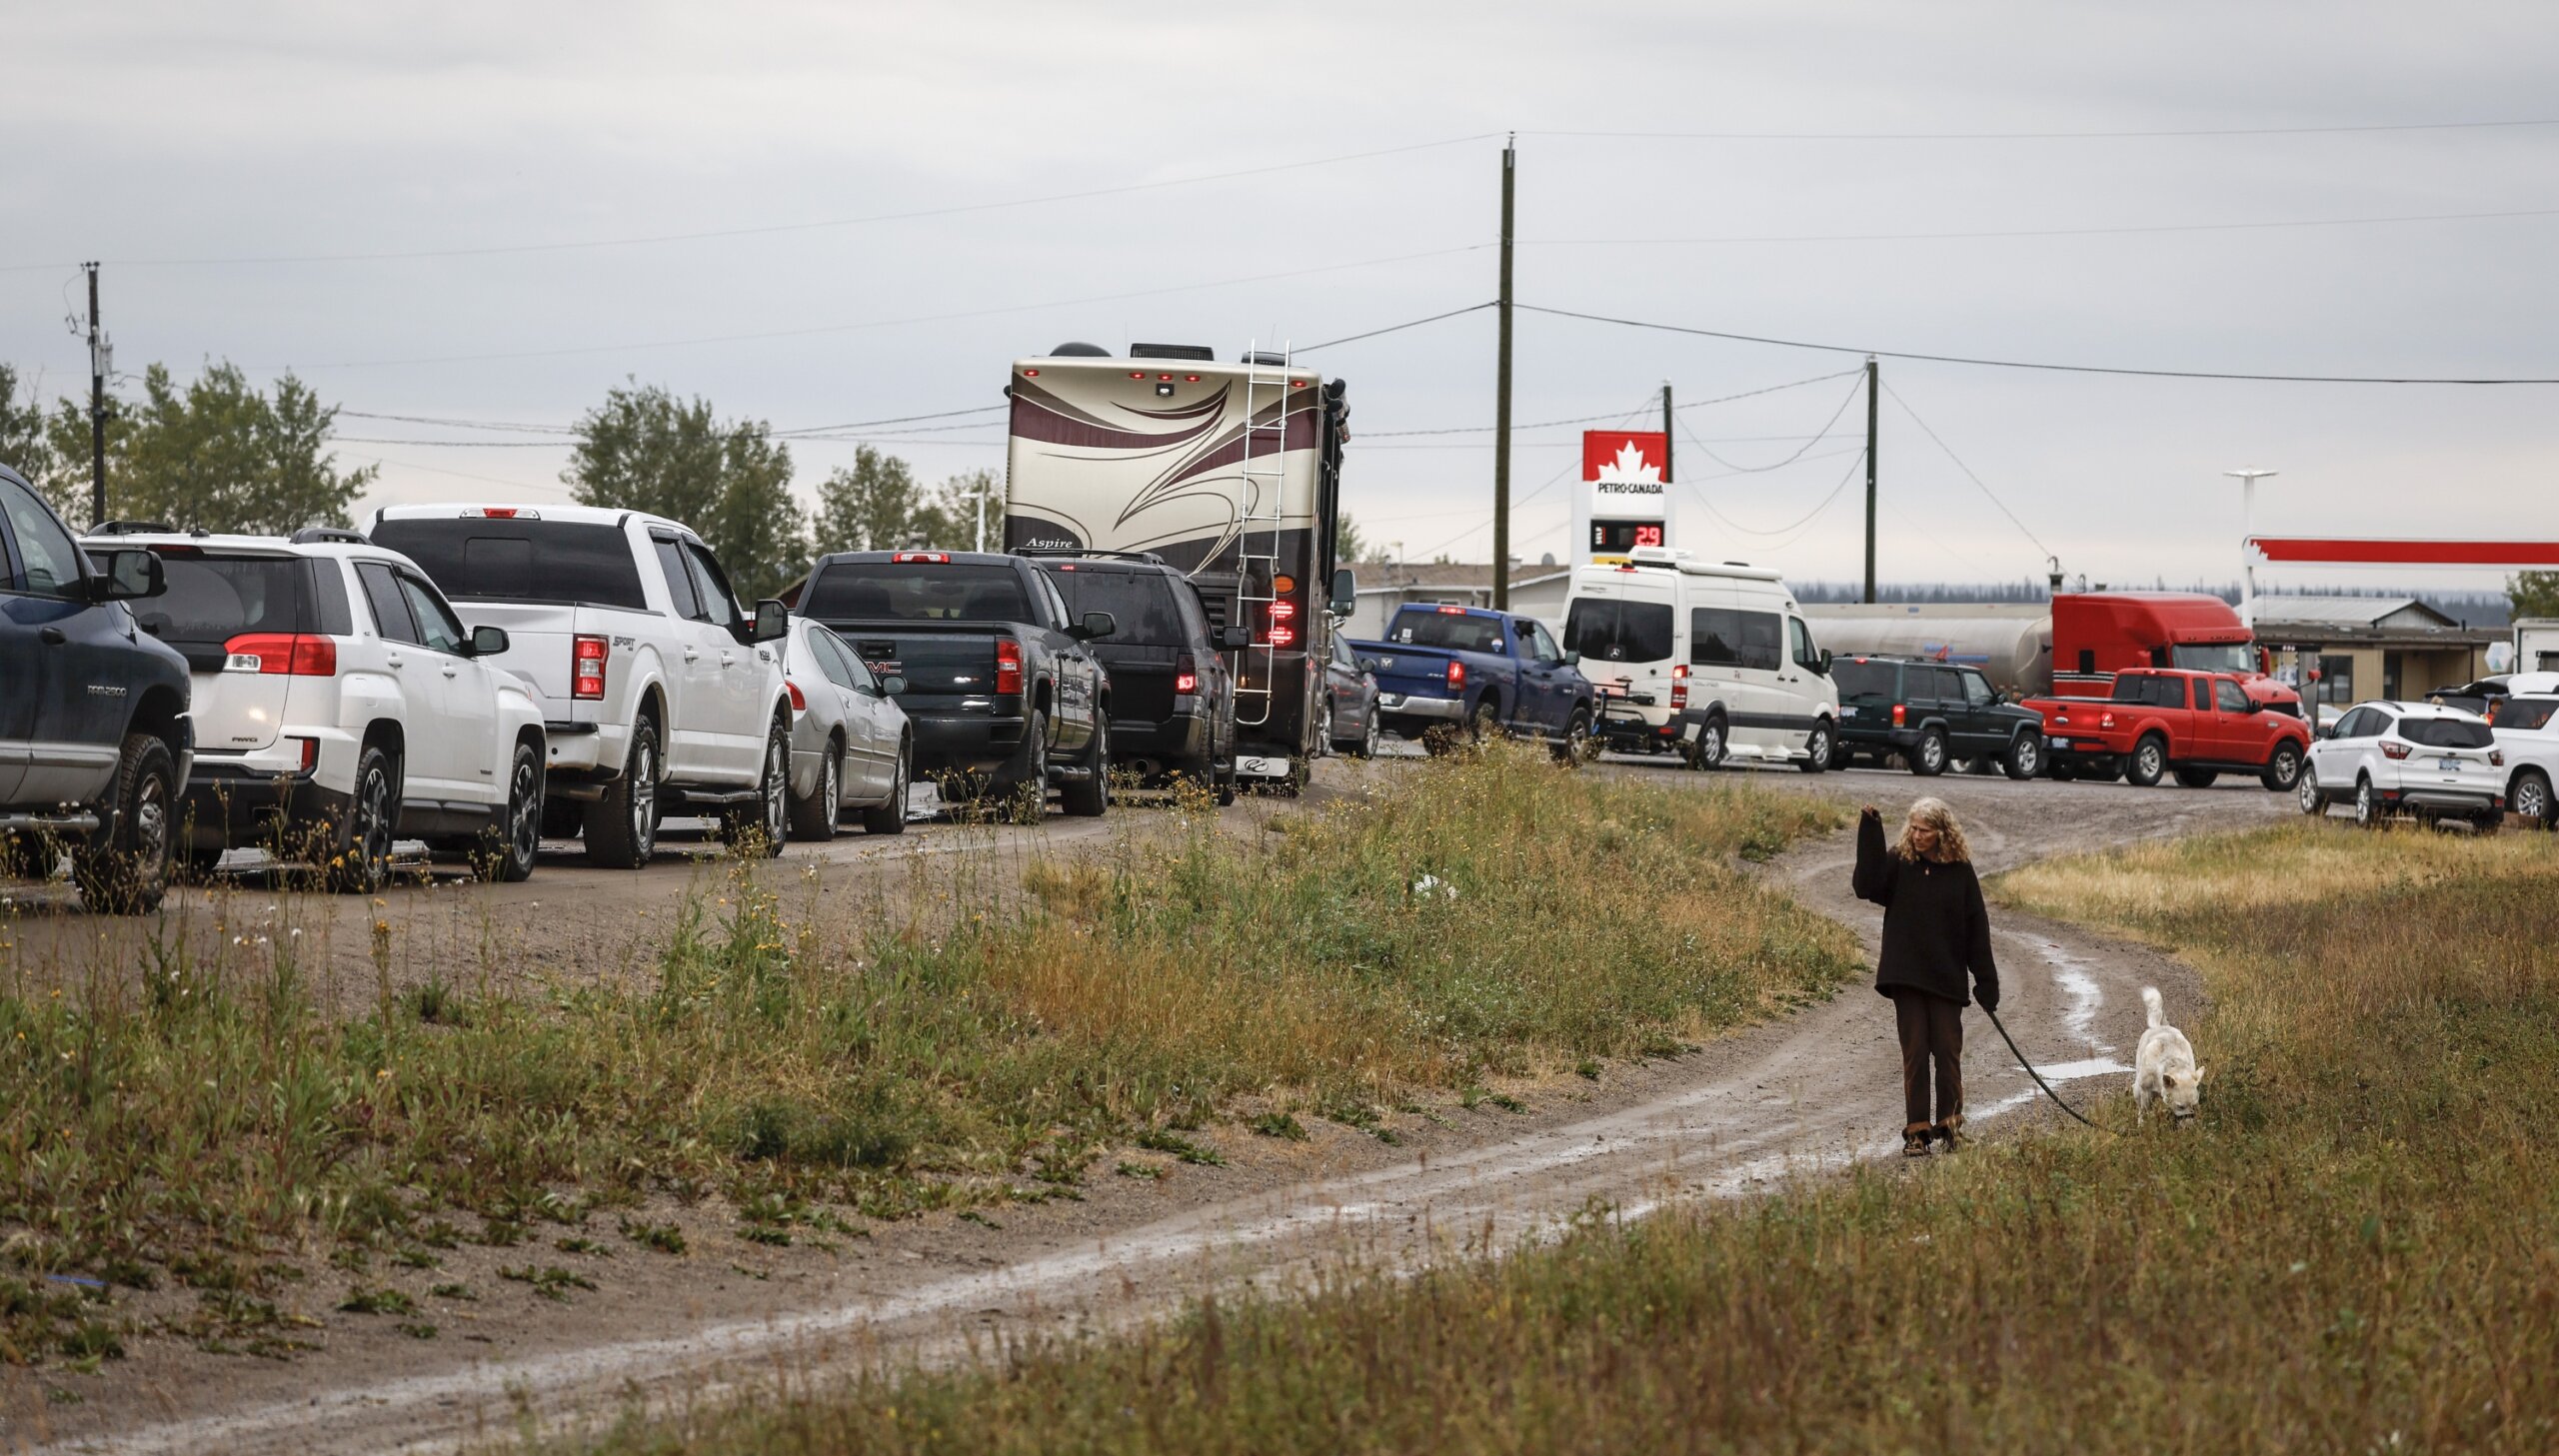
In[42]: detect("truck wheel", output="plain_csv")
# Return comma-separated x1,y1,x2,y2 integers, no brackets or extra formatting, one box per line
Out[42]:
722,720,790,856
2125,734,2168,787
476,738,543,882
1551,707,1594,766
1003,709,1052,818
324,743,399,893
1062,718,1110,816
71,733,177,915
788,740,843,842
861,738,912,835
1907,728,1948,777
2002,733,2042,780
2296,762,2324,816
2259,741,2304,792
586,718,660,869
1686,716,1727,770
2173,766,2219,789
1797,720,1833,773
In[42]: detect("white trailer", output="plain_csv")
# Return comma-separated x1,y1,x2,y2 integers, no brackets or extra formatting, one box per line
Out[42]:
2517,618,2559,674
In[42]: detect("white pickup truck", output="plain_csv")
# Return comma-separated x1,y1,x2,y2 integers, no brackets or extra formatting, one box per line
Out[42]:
370,505,793,867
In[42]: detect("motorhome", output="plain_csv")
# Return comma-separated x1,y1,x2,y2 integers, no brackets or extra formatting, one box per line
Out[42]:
1561,548,1839,770
1003,343,1351,789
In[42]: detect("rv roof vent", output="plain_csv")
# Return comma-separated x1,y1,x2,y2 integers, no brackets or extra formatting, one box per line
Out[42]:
1130,343,1216,361
1241,350,1287,366
1050,342,1111,357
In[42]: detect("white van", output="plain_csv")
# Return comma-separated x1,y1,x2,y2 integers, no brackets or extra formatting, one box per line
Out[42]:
1561,548,1839,771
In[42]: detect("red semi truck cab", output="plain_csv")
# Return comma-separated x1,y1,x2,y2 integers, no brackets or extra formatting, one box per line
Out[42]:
2048,593,2285,703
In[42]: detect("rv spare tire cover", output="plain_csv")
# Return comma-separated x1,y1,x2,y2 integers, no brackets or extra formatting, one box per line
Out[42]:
1050,342,1110,357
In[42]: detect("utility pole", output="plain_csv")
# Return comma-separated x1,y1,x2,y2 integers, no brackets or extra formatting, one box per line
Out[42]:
1491,135,1515,610
1861,355,1878,604
85,263,107,528
1660,381,1673,486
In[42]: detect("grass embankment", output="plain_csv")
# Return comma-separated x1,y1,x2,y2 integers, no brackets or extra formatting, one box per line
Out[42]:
0,747,1853,1366
542,820,2559,1455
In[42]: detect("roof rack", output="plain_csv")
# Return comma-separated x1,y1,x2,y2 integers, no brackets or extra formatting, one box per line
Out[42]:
90,520,178,536
290,526,370,546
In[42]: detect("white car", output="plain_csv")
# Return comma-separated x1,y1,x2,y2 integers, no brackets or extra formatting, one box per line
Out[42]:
781,615,914,839
88,525,548,888
2298,699,2506,830
370,505,793,867
2486,694,2559,828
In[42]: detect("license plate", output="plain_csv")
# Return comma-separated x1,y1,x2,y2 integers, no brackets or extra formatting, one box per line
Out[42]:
2049,737,2071,749
1236,755,1290,778
2438,757,2462,772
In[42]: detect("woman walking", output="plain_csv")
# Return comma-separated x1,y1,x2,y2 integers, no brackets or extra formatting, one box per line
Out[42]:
1852,796,1999,1157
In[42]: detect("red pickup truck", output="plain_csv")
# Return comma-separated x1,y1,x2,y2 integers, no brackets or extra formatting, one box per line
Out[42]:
2032,668,2310,791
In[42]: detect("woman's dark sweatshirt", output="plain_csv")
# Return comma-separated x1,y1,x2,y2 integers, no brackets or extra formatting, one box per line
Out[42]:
1851,811,1999,1009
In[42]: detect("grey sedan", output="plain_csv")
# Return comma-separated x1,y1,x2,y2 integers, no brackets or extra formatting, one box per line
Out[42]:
783,616,914,839
1323,631,1380,757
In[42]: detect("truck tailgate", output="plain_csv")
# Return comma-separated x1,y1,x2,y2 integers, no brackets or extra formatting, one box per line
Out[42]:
838,628,1001,696
1352,642,1459,696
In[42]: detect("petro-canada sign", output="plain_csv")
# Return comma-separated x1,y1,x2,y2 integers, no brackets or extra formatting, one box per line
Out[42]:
1578,430,1669,562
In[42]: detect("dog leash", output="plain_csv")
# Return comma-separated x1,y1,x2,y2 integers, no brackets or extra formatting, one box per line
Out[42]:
1981,1005,2111,1134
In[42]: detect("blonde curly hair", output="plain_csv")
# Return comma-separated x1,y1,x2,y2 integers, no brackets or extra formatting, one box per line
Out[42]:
1893,796,1971,864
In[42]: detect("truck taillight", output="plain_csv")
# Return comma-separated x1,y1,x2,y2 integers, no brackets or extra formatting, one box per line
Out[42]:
1891,703,1905,728
785,680,807,713
996,638,1024,696
1670,662,1687,711
1175,653,1199,695
1447,660,1466,691
223,633,337,677
573,634,609,701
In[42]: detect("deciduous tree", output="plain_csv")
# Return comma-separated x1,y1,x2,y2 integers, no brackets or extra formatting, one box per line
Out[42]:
2510,572,2559,621
566,381,805,600
31,362,373,534
811,446,944,555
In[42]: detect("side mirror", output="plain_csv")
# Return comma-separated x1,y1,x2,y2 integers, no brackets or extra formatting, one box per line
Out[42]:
1329,568,1357,618
1563,651,1581,668
749,600,789,643
93,548,164,602
1217,626,1253,652
1072,611,1117,642
468,625,510,658
1816,649,1833,676
1356,656,1380,673
2244,699,2265,714
882,674,908,697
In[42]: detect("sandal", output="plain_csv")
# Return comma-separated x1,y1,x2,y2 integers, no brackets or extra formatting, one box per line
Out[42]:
1901,1124,1932,1158
1931,1115,1964,1151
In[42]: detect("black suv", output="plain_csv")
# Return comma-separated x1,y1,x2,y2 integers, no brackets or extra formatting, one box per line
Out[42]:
0,469,195,910
1029,554,1249,803
1830,654,2044,779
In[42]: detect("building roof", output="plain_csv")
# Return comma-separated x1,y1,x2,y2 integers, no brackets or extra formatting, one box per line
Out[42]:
1350,561,1570,593
2252,596,2459,631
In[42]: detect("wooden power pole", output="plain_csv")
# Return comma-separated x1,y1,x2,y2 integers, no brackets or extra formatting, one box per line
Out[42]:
1491,136,1514,610
1861,355,1878,604
85,263,107,528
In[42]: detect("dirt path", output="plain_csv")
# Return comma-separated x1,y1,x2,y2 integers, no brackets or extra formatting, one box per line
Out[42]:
9,762,2287,1454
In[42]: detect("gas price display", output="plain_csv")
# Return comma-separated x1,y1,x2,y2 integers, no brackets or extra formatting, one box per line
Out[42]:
1591,521,1664,553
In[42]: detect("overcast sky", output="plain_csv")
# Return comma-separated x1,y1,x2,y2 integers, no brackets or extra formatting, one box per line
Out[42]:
4,1,2553,592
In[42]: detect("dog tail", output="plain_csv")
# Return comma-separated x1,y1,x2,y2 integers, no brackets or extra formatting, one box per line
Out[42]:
2141,985,2165,1029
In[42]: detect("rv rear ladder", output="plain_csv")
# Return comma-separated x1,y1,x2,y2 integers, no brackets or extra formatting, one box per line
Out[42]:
1233,342,1290,729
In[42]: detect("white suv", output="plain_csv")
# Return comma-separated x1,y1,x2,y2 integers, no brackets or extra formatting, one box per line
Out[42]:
2486,694,2559,829
2298,699,2506,830
369,506,793,867
86,525,549,888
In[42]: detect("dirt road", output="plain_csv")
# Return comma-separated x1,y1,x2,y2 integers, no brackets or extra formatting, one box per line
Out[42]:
10,760,2290,1454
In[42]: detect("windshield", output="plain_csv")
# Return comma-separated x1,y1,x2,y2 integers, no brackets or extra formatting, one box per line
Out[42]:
1562,598,1674,665
1390,609,1505,653
372,519,648,609
1830,660,1897,699
2171,643,2254,674
802,563,1032,623
2401,718,2494,749
1047,567,1183,644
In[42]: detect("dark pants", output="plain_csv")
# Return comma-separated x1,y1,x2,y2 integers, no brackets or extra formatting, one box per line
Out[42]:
1890,988,1963,1129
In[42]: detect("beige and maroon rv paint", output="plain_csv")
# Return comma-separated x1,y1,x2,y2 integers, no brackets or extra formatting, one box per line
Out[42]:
1005,346,1350,787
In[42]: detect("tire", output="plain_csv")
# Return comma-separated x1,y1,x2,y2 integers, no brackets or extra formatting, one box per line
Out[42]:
1797,720,1833,774
1214,759,1238,806
1554,708,1594,765
788,740,843,842
1687,716,1727,771
325,743,399,894
2124,734,2168,788
71,733,177,914
585,718,661,870
2296,762,2324,816
2511,767,2555,829
1315,701,1336,758
1469,698,1499,743
1352,708,1380,759
2260,740,2304,793
2353,774,2381,828
478,738,543,882
1005,709,1051,816
722,720,790,856
2002,733,2042,780
1062,717,1110,816
2173,766,2219,789
1907,727,1948,777
861,737,912,834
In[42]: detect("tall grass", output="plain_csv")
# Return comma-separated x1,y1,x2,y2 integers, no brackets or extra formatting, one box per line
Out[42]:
537,821,2559,1454
0,746,1853,1365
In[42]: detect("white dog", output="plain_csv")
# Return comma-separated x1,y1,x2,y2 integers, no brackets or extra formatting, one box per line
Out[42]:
2133,986,2205,1124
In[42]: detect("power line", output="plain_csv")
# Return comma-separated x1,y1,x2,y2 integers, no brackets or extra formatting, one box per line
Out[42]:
1672,377,1864,474
1681,443,1868,538
1517,303,2559,385
1523,205,2559,248
1877,378,2053,559
1296,301,1496,354
1521,117,2559,141
1362,368,1860,438
4,134,1500,274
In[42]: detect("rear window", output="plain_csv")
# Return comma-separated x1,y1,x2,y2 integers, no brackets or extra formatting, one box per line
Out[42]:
2110,675,2191,709
1563,598,1673,665
1391,609,1505,653
133,555,310,647
1832,660,1897,699
370,518,647,609
1047,567,1184,644
2496,698,2558,731
802,563,1033,623
2401,718,2494,749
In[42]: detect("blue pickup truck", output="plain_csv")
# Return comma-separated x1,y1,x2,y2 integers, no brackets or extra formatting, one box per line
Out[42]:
1348,605,1594,758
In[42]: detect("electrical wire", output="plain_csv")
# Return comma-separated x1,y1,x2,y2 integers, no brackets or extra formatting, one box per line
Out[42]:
1516,303,2559,385
1682,442,1868,538
1878,378,2053,559
1522,205,2559,248
1673,377,1864,474
1521,118,2559,140
1296,301,1497,354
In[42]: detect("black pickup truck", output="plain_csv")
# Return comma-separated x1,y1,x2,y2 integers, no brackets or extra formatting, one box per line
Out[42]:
0,468,195,911
793,551,1115,814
